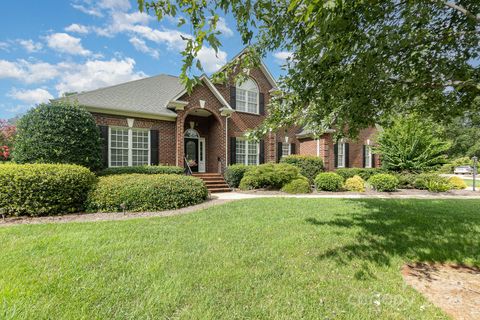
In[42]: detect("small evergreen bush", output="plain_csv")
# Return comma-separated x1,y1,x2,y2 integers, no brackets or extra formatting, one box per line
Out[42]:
281,176,311,194
239,163,299,190
99,165,183,176
13,102,102,170
344,175,365,192
368,173,399,192
394,172,418,189
224,164,251,188
448,176,467,190
86,174,208,212
0,163,97,216
314,172,344,192
414,173,448,190
335,168,384,181
280,155,324,183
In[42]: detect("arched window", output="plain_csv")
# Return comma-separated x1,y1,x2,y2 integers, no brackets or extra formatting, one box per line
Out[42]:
236,78,259,114
184,128,200,138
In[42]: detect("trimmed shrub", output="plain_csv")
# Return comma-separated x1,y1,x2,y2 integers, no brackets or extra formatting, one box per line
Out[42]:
13,102,102,170
414,173,449,190
426,178,452,192
86,174,208,212
99,165,183,176
224,164,251,188
394,172,418,189
280,155,324,183
448,176,468,190
239,163,299,190
335,168,384,181
0,163,97,216
281,176,311,194
368,173,399,192
344,175,365,192
315,172,344,192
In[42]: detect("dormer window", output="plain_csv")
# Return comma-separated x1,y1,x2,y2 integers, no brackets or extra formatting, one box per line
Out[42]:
236,78,259,114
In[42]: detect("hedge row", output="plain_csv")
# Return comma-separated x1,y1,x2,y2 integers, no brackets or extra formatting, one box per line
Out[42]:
99,165,183,176
0,164,97,216
280,155,324,183
86,174,208,212
0,164,208,217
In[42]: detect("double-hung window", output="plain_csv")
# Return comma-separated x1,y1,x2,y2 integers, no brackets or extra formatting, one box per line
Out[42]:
364,145,373,168
236,138,259,165
236,78,259,114
337,141,346,168
109,127,150,167
281,142,291,158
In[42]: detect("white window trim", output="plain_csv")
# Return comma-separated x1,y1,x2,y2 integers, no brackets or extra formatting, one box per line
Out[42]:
281,142,291,158
236,138,260,165
109,126,150,167
364,144,372,168
337,141,346,168
236,79,260,115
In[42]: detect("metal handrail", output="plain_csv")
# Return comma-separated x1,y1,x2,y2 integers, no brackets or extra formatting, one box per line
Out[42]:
184,157,193,176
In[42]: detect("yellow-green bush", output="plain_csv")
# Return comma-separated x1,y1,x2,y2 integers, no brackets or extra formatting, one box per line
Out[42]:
368,173,399,192
448,176,467,190
280,176,311,194
0,163,97,216
314,172,344,191
86,174,208,212
239,163,299,190
344,175,365,192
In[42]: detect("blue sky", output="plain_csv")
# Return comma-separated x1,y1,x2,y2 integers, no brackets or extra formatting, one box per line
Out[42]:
0,0,289,119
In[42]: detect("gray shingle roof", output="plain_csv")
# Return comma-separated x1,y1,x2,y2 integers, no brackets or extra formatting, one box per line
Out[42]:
61,74,185,118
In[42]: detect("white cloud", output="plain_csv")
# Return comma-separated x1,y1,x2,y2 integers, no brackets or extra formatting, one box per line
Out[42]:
98,0,131,12
46,33,91,56
17,39,43,53
273,51,293,64
197,47,227,72
8,88,53,104
65,23,89,34
0,42,10,51
215,17,233,37
129,37,159,59
54,58,146,94
0,59,60,83
0,60,24,79
71,4,103,17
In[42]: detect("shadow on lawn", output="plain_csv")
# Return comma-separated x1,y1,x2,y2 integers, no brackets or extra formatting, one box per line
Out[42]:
307,199,480,268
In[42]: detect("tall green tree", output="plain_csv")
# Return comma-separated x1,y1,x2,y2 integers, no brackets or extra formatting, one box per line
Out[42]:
443,111,480,158
375,115,451,172
138,0,480,137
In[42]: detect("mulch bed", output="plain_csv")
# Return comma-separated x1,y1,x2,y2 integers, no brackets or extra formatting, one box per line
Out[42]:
402,263,480,320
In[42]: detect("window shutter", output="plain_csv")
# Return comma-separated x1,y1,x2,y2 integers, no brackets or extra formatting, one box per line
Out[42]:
259,93,265,115
230,86,236,109
290,143,296,155
230,137,236,164
372,154,376,168
98,125,109,168
259,140,265,164
277,142,283,162
345,143,350,168
363,145,366,168
150,130,159,165
334,143,338,168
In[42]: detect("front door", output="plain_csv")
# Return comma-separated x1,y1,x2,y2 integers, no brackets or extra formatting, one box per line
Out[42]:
184,138,199,172
198,138,206,173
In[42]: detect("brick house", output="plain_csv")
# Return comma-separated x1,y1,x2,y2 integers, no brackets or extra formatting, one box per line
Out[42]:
65,50,379,174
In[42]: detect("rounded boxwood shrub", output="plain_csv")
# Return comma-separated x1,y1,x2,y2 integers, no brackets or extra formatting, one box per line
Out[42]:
99,165,183,176
344,175,365,192
224,164,251,188
0,163,97,216
448,176,467,190
239,163,299,190
368,173,399,192
280,155,324,183
315,172,344,191
86,174,208,212
13,102,102,170
281,176,311,194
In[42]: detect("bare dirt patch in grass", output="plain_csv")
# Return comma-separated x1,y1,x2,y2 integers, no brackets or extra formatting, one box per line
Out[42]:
402,263,480,320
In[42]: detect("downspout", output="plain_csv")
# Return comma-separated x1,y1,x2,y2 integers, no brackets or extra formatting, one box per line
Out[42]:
225,114,231,168
316,139,320,157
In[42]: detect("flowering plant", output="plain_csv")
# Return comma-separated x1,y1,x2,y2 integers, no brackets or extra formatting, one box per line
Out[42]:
187,159,197,167
0,146,10,160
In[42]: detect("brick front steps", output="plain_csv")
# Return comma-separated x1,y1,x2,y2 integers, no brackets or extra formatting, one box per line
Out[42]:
192,173,231,193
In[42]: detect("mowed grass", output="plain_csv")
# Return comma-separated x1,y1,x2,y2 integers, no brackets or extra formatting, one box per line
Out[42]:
1,199,480,319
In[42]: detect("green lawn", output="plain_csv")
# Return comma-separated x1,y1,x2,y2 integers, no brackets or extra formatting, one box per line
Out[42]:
1,199,479,319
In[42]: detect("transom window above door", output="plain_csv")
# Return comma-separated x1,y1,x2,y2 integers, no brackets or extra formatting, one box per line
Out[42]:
236,78,259,114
